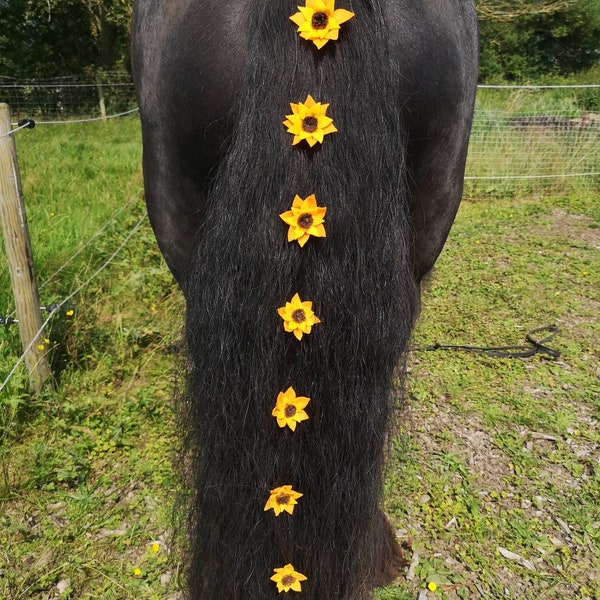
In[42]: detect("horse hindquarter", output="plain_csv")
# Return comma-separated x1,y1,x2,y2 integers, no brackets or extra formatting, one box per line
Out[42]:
132,1,478,598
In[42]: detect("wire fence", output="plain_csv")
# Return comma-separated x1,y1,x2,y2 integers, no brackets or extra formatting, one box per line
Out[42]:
2,76,598,195
0,212,147,393
1,78,596,391
465,85,600,195
0,72,136,120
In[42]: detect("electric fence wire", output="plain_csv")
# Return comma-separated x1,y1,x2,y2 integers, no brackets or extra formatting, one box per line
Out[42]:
2,195,139,321
0,213,147,393
11,108,139,126
38,195,139,291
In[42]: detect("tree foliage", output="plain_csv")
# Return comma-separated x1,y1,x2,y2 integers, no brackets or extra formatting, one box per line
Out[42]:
478,0,600,81
0,0,131,78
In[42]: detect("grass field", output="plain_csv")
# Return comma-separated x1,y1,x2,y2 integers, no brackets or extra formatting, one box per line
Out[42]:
0,117,598,599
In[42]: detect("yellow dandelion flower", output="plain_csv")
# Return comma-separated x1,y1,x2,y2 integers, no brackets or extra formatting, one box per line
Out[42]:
37,344,45,351
283,95,337,147
264,484,303,516
428,581,438,592
277,293,321,340
133,567,142,577
272,386,310,431
290,0,355,49
151,542,160,553
270,563,308,593
280,194,326,247
66,309,74,317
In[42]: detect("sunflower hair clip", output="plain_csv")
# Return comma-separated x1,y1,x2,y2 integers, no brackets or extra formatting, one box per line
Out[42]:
290,0,355,49
283,95,337,147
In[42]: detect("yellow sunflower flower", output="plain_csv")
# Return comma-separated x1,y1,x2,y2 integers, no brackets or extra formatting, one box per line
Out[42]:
270,564,308,593
280,194,327,247
290,0,355,49
283,95,337,147
277,293,321,340
272,386,310,431
264,484,304,516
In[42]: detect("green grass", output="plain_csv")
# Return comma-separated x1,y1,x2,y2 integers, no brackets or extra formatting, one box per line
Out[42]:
1,117,598,599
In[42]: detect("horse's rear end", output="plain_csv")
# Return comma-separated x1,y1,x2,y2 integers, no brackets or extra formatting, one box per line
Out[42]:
132,2,478,598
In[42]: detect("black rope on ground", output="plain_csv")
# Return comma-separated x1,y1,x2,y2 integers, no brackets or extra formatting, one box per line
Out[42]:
411,325,560,359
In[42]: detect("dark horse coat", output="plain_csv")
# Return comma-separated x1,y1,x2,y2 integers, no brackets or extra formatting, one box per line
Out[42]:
132,1,478,599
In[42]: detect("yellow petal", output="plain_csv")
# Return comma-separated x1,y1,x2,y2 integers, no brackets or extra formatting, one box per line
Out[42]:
313,38,329,49
289,11,306,26
314,223,326,237
297,233,310,247
304,194,317,207
318,115,333,128
333,8,355,24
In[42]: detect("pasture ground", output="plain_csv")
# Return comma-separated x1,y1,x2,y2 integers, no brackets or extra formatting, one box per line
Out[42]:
0,118,598,599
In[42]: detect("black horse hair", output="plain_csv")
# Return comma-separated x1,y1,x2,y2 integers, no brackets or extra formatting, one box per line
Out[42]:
182,1,420,598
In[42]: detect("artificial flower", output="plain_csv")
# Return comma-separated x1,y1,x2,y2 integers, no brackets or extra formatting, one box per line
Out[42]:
277,293,321,340
280,194,326,247
283,95,337,147
264,484,303,516
270,564,308,593
290,0,355,49
272,386,310,431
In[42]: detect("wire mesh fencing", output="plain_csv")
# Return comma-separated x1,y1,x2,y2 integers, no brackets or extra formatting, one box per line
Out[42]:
464,85,600,196
1,76,598,195
0,72,136,119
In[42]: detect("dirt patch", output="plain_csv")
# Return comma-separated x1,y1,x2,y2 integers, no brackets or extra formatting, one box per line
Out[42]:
505,208,600,249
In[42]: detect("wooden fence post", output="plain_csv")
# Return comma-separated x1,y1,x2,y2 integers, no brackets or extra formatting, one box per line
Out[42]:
0,103,51,392
96,73,107,120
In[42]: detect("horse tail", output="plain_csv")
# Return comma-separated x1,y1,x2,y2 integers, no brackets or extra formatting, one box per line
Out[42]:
183,1,419,598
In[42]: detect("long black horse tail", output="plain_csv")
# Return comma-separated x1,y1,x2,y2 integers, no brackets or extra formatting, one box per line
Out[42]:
183,1,420,598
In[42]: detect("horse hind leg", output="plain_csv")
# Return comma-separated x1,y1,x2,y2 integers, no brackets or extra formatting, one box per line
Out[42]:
372,510,407,588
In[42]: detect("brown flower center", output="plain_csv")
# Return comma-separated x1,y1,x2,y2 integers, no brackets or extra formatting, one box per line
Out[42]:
297,213,314,229
311,12,329,29
282,575,296,587
292,309,306,323
276,493,291,505
302,116,318,133
284,403,297,418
